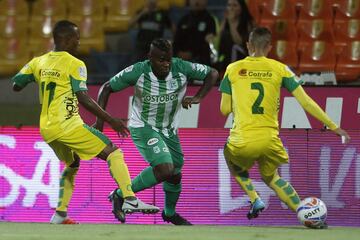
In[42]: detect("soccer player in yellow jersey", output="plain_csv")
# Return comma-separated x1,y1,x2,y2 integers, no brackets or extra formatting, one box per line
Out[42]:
11,20,159,224
219,27,350,226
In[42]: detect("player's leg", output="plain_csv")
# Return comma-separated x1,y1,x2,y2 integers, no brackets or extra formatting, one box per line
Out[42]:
65,124,136,201
98,143,160,214
261,171,300,212
48,140,79,224
114,126,174,197
110,126,180,222
64,125,159,216
223,144,261,203
259,138,301,212
161,132,191,225
223,143,265,219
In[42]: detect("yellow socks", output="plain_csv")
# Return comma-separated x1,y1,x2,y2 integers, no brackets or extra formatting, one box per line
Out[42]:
268,174,301,212
235,175,259,203
56,167,78,212
107,149,135,198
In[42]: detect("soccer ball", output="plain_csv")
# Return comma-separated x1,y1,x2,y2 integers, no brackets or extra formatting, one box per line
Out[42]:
296,197,327,228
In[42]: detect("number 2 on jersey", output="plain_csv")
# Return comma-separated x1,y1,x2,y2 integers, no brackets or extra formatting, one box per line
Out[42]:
41,82,56,107
251,82,264,114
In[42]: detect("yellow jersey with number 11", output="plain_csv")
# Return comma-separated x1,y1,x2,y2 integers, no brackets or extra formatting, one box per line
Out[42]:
219,56,302,145
12,51,88,143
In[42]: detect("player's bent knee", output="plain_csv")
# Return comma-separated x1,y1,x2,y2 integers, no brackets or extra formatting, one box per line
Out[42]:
153,163,175,182
69,154,80,168
262,174,275,185
106,148,124,162
97,143,119,160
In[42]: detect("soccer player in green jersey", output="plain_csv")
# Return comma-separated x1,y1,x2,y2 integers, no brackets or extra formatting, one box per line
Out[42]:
11,20,159,224
219,27,350,227
95,38,219,225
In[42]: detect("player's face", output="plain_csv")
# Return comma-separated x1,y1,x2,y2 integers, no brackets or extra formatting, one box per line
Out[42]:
149,47,172,79
67,26,80,54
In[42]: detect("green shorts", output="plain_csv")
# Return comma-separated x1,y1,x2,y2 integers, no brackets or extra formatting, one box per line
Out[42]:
130,126,184,173
48,124,110,166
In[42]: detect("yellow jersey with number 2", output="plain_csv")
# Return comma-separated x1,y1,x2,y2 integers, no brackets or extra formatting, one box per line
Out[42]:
12,51,88,143
219,56,302,146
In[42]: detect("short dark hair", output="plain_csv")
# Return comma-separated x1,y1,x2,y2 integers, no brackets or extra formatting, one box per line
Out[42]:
52,20,78,43
249,27,272,50
151,38,172,52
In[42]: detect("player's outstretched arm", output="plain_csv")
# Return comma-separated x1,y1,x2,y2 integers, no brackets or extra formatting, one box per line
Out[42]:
76,90,129,137
292,86,351,144
182,68,219,109
93,81,114,131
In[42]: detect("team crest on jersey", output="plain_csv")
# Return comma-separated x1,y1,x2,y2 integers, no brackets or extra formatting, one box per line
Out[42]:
169,79,178,89
78,66,87,79
147,138,159,145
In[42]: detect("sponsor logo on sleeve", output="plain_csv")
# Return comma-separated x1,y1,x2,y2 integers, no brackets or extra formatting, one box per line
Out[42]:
124,65,134,73
191,63,207,73
79,81,87,90
79,66,87,79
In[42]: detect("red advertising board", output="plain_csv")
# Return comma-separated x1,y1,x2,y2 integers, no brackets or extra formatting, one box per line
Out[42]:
1,127,359,226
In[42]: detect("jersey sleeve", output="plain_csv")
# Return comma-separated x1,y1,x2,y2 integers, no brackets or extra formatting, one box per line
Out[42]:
70,60,88,93
109,63,142,91
219,69,232,95
292,86,338,130
281,65,303,92
11,59,36,88
180,59,211,81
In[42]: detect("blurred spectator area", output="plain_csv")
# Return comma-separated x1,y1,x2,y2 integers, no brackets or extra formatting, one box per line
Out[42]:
0,0,360,85
0,0,189,83
249,0,360,84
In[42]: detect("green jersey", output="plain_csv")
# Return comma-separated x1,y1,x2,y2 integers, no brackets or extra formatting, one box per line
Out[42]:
110,58,210,129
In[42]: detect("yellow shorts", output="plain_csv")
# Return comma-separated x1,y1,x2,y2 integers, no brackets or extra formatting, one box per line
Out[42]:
224,136,289,177
48,124,110,166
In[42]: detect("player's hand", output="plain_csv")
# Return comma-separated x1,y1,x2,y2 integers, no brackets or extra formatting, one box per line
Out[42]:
333,127,351,144
109,118,130,137
182,96,201,109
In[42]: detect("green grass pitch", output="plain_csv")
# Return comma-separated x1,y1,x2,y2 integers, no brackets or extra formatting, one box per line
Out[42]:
0,223,359,240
